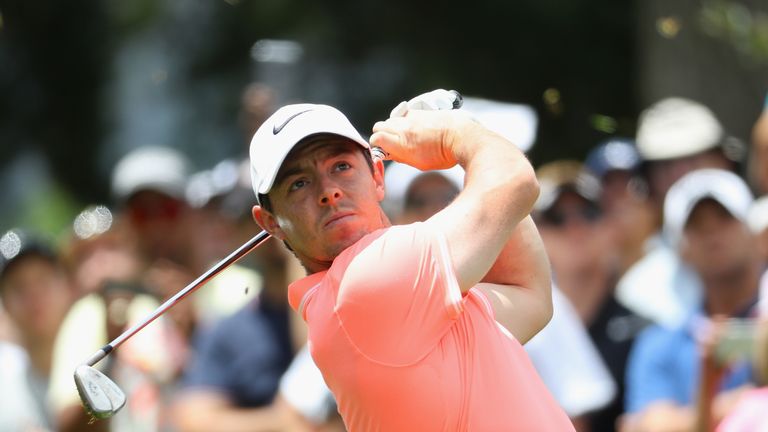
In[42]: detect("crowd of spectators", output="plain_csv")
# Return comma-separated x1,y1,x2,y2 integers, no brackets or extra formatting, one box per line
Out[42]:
1,87,767,432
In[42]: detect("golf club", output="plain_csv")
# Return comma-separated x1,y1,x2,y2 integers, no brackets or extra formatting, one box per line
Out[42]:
74,229,271,419
74,89,463,420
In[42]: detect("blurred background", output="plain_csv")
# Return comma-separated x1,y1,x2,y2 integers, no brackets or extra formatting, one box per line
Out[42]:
1,0,767,232
2,2,768,432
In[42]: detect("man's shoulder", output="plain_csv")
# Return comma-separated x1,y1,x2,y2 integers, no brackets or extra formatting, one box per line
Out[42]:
341,222,435,261
333,222,444,283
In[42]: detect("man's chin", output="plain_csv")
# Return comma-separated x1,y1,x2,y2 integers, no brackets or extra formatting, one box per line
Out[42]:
327,227,369,257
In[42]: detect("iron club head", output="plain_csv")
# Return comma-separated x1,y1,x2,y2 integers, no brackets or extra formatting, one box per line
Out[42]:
74,365,127,419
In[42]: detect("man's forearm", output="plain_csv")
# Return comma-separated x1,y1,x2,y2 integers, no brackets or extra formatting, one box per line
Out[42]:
433,123,541,291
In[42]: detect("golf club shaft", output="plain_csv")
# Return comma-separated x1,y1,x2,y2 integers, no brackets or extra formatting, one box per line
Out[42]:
83,229,272,367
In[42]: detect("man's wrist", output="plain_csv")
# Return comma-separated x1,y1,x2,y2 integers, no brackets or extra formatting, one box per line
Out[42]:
443,115,494,167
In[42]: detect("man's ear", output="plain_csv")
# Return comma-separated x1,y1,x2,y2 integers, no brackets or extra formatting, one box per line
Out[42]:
252,205,286,241
373,158,386,202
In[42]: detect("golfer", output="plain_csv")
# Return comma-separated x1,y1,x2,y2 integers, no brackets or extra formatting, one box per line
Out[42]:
248,101,573,431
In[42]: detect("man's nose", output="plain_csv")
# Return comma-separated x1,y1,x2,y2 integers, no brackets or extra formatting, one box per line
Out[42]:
318,181,343,205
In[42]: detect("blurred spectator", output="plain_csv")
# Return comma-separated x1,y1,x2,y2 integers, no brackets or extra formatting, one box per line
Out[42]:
623,169,762,432
696,245,768,432
112,145,194,266
749,105,768,196
585,138,655,276
184,159,262,325
534,161,648,432
0,230,76,431
111,145,202,360
385,161,617,428
48,208,188,432
617,97,741,327
381,161,463,223
172,235,298,432
62,206,142,298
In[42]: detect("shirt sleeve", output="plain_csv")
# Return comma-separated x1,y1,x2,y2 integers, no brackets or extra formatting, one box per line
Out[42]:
334,223,464,366
624,325,680,413
279,346,337,425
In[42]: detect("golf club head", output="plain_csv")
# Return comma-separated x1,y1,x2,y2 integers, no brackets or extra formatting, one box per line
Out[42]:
74,365,126,419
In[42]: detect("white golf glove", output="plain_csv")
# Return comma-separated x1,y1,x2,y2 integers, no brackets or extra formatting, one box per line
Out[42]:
372,89,464,162
389,89,461,118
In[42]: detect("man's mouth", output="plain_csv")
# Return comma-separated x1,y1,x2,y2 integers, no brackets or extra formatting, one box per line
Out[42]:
324,212,355,228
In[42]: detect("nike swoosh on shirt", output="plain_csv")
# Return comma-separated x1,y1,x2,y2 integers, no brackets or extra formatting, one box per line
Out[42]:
273,109,313,135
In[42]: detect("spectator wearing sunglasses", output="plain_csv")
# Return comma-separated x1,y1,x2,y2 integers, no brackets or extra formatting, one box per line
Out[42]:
111,146,194,266
585,139,656,278
535,160,649,432
111,146,200,341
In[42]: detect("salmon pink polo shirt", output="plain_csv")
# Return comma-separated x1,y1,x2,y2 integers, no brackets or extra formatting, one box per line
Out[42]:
288,222,574,432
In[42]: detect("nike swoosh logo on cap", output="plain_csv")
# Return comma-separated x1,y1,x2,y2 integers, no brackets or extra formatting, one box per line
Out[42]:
273,109,313,135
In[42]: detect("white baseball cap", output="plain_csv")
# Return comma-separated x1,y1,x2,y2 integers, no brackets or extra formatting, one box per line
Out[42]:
111,146,190,201
664,168,753,246
249,103,369,202
637,97,724,161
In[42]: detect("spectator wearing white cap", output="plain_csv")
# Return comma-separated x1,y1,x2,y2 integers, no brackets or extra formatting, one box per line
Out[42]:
112,145,193,265
111,145,203,348
617,98,742,328
622,169,763,432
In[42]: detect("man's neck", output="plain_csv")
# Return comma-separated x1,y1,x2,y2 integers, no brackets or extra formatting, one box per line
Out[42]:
703,260,762,316
300,210,391,275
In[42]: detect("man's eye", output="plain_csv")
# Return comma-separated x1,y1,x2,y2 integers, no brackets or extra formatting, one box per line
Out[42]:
335,162,351,171
289,179,307,191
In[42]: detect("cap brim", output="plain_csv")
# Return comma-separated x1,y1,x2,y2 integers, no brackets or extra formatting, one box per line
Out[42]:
256,132,369,196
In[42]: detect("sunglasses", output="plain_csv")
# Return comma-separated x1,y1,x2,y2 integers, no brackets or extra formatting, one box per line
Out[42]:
541,205,602,227
127,199,183,226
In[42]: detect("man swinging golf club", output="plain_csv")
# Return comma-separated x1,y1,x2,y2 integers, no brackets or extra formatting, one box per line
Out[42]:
248,91,574,431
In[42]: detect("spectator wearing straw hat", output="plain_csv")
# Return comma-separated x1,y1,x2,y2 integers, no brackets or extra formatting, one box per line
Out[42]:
617,98,742,328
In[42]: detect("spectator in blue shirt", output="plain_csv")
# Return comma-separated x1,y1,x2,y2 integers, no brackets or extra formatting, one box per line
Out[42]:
171,238,296,432
622,169,763,432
